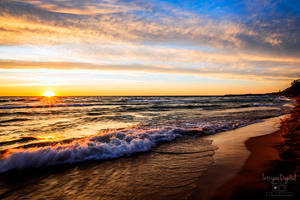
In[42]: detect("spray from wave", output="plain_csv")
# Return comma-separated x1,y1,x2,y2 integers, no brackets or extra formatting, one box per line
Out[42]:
0,118,269,173
0,127,187,173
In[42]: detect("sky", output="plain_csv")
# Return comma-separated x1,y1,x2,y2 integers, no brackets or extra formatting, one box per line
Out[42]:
0,0,299,96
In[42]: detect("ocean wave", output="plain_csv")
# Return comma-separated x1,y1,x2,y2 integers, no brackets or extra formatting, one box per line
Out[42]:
0,96,290,111
0,118,30,123
0,118,260,173
0,136,38,147
0,103,124,110
252,103,277,107
0,95,291,173
0,127,186,173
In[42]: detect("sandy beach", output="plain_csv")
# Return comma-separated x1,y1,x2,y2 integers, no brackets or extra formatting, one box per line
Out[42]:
211,97,300,199
188,115,290,199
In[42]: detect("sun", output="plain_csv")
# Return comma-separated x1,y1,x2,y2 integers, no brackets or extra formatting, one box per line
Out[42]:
43,91,55,97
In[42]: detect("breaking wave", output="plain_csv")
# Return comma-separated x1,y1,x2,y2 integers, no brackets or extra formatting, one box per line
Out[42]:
0,95,293,174
0,118,259,173
0,127,187,173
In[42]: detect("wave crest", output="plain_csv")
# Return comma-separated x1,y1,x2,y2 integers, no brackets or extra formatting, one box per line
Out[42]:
0,127,183,173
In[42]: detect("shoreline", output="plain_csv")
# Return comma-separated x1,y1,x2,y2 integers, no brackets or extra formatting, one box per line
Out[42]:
189,114,288,200
0,97,296,199
211,130,284,199
0,116,290,200
211,98,300,199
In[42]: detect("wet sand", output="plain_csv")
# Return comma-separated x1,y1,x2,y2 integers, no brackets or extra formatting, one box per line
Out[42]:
209,99,300,200
189,115,288,200
211,131,284,199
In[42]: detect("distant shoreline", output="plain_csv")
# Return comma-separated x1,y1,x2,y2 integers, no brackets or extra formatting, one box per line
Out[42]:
0,94,283,97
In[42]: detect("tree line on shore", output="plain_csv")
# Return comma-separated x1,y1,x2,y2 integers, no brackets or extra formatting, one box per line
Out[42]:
275,79,300,97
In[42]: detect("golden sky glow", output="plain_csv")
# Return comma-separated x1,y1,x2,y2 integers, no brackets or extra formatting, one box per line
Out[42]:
0,0,299,96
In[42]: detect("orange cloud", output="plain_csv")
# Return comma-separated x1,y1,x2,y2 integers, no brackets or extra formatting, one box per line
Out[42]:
0,0,299,96
0,60,298,81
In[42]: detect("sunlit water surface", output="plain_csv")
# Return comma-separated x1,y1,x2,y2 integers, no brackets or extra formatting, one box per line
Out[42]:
0,95,293,199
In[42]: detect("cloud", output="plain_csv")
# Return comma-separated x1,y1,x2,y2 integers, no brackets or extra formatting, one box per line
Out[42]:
0,60,298,81
0,0,299,86
26,0,150,15
55,42,300,79
1,0,298,56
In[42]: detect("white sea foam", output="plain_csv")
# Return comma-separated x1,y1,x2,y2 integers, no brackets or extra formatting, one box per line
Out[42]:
0,116,286,173
0,127,182,173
